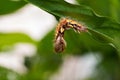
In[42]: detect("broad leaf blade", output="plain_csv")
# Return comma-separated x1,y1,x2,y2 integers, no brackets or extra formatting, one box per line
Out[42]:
25,0,120,53
76,0,120,22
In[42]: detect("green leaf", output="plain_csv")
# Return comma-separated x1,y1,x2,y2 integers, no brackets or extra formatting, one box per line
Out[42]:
25,0,120,53
0,0,27,15
76,0,120,22
0,33,36,51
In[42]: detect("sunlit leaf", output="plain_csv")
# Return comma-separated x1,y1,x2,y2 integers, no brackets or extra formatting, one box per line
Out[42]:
0,33,36,51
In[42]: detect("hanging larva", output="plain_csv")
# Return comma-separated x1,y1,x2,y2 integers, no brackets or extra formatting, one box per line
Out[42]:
54,18,87,53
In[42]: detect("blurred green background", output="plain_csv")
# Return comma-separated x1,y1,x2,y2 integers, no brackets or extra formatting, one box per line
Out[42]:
0,0,120,80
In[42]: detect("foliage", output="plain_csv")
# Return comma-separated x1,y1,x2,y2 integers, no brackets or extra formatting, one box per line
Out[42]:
0,0,27,15
0,0,120,80
0,33,36,51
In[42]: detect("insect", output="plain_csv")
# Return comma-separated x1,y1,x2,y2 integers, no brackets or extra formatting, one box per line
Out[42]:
54,18,87,53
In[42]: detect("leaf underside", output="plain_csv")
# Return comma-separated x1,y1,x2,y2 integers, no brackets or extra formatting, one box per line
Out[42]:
25,0,120,54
